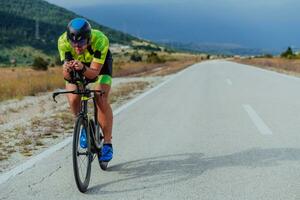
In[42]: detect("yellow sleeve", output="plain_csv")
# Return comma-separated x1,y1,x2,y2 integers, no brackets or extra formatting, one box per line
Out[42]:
92,34,109,64
57,33,71,61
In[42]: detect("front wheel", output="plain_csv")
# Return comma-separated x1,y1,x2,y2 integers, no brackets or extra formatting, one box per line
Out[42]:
72,116,92,193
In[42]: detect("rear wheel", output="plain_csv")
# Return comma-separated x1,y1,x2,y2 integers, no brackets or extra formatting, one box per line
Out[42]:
72,116,92,193
89,119,103,151
89,119,107,170
94,124,107,170
99,161,108,170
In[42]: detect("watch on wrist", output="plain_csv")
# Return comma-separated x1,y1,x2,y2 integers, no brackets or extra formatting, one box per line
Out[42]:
81,65,87,73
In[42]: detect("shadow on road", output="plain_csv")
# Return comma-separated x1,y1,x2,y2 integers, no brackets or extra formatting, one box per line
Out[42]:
87,148,300,194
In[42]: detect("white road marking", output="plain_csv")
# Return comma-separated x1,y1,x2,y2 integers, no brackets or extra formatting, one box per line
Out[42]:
113,65,187,116
243,104,273,135
0,137,72,185
226,79,232,85
0,63,198,185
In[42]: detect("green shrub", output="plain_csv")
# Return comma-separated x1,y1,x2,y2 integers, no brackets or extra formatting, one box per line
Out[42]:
146,52,165,63
281,47,295,59
130,51,142,62
0,55,9,64
262,54,273,58
293,54,300,59
32,56,49,70
133,45,161,51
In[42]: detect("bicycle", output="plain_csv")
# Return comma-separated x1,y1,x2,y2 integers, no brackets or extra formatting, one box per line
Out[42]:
52,70,108,193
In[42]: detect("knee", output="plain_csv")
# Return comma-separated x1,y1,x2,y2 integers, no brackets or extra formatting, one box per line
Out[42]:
68,96,80,107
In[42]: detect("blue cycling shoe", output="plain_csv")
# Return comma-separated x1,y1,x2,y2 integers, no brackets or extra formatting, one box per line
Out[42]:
80,128,87,148
99,144,113,162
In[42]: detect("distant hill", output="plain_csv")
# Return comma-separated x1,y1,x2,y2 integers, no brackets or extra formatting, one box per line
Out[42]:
0,0,141,65
162,42,278,56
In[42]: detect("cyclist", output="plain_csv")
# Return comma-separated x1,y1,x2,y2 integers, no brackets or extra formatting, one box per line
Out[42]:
58,18,113,163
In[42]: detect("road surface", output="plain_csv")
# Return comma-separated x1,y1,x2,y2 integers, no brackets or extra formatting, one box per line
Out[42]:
1,60,300,200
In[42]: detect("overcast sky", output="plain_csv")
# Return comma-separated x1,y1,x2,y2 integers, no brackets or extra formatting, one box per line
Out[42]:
47,0,298,7
46,0,300,50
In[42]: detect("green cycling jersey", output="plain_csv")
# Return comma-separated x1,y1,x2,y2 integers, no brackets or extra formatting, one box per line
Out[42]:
58,29,109,64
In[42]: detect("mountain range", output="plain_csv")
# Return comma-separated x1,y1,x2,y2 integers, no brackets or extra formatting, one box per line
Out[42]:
161,42,280,56
0,0,141,65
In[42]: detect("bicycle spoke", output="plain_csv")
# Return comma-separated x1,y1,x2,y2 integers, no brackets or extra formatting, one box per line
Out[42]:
78,153,88,181
79,163,85,181
79,155,88,169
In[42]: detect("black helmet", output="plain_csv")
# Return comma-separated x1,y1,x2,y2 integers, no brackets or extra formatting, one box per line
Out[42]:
67,18,91,44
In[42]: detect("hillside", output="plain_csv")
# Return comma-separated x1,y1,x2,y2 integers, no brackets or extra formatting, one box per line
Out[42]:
0,0,141,66
161,42,277,56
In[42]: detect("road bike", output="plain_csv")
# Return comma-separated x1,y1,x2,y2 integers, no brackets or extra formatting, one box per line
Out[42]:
52,71,108,193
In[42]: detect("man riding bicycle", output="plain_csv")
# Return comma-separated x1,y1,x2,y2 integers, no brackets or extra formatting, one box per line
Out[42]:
58,18,113,163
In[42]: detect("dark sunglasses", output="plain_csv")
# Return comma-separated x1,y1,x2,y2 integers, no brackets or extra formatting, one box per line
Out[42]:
70,39,88,48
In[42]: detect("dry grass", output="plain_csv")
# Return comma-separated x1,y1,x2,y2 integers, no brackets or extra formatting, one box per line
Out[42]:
54,112,74,128
31,117,44,128
0,111,74,161
139,60,198,76
234,57,300,76
0,67,64,101
113,53,202,77
35,139,44,146
0,54,192,160
0,52,203,102
0,52,202,163
0,153,8,161
21,147,33,157
20,137,33,145
0,116,6,125
109,81,150,104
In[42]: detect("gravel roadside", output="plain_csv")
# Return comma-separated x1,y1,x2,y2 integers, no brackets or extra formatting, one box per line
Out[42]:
0,75,166,172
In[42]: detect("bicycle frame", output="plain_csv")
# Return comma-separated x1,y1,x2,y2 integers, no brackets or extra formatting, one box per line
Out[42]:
53,86,104,126
52,71,106,192
52,71,105,149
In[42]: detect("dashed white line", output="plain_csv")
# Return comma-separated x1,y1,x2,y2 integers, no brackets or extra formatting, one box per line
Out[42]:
243,104,273,135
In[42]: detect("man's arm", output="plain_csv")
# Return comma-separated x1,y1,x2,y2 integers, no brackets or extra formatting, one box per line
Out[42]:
62,60,75,81
73,61,102,80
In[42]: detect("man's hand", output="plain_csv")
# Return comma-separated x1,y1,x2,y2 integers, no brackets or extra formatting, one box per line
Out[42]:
63,61,75,73
73,60,85,71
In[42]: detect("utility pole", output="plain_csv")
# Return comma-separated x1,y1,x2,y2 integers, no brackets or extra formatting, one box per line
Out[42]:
35,19,40,40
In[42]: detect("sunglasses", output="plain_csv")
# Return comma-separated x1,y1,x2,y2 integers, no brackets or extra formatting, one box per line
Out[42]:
70,39,88,48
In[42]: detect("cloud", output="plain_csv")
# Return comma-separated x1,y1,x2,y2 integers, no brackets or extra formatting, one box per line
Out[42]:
46,0,298,7
46,0,180,7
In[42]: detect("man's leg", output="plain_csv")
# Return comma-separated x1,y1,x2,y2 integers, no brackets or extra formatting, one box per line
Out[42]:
95,83,113,144
66,83,81,116
66,83,88,148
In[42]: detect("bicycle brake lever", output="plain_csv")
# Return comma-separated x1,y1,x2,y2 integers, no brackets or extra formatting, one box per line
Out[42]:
52,92,58,103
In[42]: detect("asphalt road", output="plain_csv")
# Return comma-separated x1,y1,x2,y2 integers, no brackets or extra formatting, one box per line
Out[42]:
1,60,300,200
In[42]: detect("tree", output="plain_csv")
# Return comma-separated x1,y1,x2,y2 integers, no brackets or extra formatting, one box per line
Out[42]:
281,47,295,58
146,52,165,63
32,56,49,70
130,51,142,62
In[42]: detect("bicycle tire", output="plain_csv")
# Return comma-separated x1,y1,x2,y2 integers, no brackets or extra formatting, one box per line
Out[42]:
90,120,104,150
94,124,107,170
72,116,92,193
99,161,108,171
